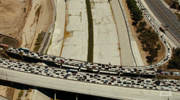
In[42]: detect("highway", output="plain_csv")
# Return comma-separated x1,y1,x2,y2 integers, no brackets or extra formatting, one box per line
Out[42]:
145,0,180,47
111,0,136,66
0,65,180,100
37,0,172,69
0,0,179,100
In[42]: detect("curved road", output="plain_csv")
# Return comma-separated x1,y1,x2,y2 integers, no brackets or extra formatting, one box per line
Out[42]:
145,0,180,46
38,0,56,54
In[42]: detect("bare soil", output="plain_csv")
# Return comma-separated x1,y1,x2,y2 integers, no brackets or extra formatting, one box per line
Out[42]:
0,0,31,47
6,87,15,100
0,34,18,47
122,0,148,65
154,40,165,64
0,0,54,50
30,0,54,50
122,0,166,65
164,0,174,6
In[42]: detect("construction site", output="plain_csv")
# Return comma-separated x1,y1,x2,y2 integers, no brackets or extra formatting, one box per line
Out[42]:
0,0,54,50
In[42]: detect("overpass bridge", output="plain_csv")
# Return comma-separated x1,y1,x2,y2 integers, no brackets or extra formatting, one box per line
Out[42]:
0,65,179,100
0,57,180,100
0,0,178,99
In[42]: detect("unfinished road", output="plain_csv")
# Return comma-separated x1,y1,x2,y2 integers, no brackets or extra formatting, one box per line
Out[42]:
46,0,142,66
47,0,65,56
91,0,121,65
110,0,136,66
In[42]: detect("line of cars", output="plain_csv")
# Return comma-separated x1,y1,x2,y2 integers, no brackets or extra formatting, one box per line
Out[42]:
6,46,180,76
7,47,155,72
137,0,172,70
0,57,180,91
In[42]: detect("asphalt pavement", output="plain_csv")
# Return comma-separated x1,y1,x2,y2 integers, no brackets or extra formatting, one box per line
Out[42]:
145,0,180,47
111,0,136,66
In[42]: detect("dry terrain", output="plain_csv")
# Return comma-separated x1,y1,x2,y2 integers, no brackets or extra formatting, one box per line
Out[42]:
0,0,31,46
122,0,165,65
0,85,16,100
122,0,147,65
0,35,18,47
0,0,54,50
0,85,49,100
22,0,54,50
164,0,174,6
29,0,54,51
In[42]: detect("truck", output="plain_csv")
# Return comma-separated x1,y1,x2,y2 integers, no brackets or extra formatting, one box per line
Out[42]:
0,43,9,49
66,69,78,73
18,47,30,53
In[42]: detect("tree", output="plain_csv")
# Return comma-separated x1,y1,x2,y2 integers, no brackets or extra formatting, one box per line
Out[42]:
156,44,161,50
170,1,179,9
168,48,180,69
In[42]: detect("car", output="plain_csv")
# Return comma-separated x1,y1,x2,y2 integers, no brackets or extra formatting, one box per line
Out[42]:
114,84,118,86
123,81,127,84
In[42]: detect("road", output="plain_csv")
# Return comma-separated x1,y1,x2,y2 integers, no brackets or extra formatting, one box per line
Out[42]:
119,0,144,66
111,0,136,66
145,0,180,47
38,0,57,54
0,67,179,100
46,0,65,56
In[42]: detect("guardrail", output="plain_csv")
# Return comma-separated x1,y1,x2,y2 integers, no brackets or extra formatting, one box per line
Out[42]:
118,0,137,66
0,58,179,92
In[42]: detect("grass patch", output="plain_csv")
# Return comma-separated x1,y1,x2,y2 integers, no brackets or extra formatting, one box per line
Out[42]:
33,31,46,52
55,15,57,21
45,36,53,54
18,90,24,99
1,37,17,47
35,5,41,17
156,75,180,80
27,88,32,92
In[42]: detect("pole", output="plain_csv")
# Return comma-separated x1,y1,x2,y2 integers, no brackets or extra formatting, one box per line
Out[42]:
76,94,78,100
54,91,56,100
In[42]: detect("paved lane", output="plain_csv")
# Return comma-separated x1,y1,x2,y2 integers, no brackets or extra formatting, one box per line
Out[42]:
145,0,180,47
0,66,180,100
111,0,135,66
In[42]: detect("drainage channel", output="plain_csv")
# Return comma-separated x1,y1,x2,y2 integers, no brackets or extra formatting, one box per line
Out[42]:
86,0,94,62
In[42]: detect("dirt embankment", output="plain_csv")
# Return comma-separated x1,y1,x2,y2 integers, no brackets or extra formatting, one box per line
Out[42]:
122,0,165,65
0,0,32,47
0,0,54,49
29,0,54,51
